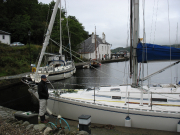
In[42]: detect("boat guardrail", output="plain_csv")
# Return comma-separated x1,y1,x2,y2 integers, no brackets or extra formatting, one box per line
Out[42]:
76,100,80,102
49,95,180,114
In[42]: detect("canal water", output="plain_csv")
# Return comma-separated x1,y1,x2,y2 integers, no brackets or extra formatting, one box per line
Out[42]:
0,83,39,112
52,61,180,89
0,61,179,112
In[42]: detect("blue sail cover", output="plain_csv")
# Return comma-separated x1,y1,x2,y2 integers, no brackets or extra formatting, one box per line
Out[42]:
137,43,180,63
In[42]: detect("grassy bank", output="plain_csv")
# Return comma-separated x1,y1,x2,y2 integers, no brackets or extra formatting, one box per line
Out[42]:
0,42,87,78
0,43,42,77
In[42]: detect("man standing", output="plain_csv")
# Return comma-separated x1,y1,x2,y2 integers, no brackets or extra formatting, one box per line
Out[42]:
38,75,49,123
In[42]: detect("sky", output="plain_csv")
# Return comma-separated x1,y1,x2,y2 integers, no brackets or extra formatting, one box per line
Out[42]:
38,0,180,49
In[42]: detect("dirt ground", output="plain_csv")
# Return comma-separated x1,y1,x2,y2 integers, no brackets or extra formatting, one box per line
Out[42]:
48,116,179,135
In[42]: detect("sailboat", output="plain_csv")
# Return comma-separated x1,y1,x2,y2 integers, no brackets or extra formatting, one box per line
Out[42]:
22,0,76,83
24,0,180,132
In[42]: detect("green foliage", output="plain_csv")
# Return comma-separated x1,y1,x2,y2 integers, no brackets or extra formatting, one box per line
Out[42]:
0,0,88,56
51,15,88,59
111,46,130,53
0,0,89,77
0,43,41,77
10,15,31,42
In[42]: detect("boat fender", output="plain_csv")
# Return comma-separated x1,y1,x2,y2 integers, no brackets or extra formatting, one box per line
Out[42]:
125,116,131,120
125,116,131,127
58,115,62,119
47,108,52,115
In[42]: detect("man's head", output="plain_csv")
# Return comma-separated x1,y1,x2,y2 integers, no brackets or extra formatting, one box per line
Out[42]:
41,75,47,81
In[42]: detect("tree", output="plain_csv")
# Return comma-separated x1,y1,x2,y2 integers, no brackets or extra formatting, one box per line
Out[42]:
10,15,31,43
0,0,88,50
51,15,88,53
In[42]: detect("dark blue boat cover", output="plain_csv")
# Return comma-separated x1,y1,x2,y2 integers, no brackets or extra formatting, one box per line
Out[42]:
137,43,180,63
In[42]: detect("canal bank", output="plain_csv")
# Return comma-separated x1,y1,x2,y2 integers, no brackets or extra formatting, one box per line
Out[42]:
0,105,179,135
0,81,39,113
0,105,89,135
101,57,129,63
0,58,129,82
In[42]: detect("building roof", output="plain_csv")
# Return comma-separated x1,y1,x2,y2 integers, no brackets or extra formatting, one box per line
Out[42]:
79,35,110,54
0,30,11,35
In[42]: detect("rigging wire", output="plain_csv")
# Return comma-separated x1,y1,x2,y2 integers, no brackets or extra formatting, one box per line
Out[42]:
139,0,145,105
53,80,180,102
125,0,130,105
34,3,51,66
153,0,159,44
56,36,125,74
124,0,130,84
149,0,156,44
44,3,51,43
53,82,121,87
64,41,129,75
175,23,179,84
49,37,129,75
167,0,172,84
64,0,72,61
49,38,125,84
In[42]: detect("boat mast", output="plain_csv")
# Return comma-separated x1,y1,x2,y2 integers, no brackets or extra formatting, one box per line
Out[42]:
35,0,60,80
131,0,139,87
130,0,133,77
95,26,97,60
59,0,62,56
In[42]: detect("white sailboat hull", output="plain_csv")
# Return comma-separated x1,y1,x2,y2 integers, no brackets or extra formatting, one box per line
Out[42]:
47,98,179,132
29,85,180,132
30,66,76,82
47,67,76,81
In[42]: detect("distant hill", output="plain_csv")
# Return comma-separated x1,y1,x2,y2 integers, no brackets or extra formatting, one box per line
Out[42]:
111,44,180,54
111,46,130,53
163,44,180,48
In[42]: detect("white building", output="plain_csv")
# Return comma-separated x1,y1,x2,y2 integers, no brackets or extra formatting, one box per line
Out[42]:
0,30,11,45
79,32,111,60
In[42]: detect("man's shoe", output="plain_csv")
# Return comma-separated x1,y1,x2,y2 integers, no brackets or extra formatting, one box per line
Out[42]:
40,116,45,122
45,119,49,122
41,120,49,124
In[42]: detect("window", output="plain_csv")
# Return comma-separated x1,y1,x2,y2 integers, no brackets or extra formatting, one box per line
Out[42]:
2,35,5,39
110,88,120,92
152,98,167,102
112,96,121,99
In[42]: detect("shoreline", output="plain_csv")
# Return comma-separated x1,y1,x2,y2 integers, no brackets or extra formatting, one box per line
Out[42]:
0,105,179,135
0,58,129,82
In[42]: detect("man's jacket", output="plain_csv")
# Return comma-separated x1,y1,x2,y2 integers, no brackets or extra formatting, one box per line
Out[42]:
38,80,49,99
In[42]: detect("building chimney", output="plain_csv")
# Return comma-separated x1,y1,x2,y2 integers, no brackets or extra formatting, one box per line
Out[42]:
92,32,95,43
102,32,106,43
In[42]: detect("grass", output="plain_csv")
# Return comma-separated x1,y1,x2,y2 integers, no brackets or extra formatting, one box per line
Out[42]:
0,42,84,77
0,43,41,77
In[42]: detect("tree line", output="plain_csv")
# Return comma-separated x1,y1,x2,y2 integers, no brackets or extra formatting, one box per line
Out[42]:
0,0,88,52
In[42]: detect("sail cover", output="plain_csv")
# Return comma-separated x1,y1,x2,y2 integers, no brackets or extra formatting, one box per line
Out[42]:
137,42,180,63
